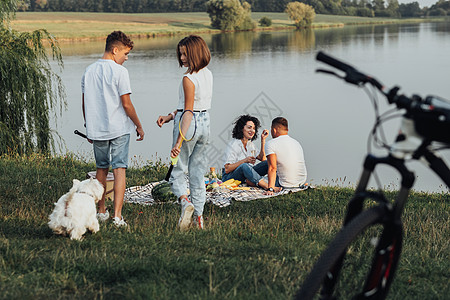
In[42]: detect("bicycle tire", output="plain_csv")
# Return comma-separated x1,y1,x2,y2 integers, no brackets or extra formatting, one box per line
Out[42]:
295,205,400,300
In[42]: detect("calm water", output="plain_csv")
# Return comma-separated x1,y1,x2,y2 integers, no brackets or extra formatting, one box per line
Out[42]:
52,22,450,192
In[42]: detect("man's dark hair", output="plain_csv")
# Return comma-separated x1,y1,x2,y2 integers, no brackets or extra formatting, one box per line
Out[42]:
105,31,134,52
272,117,288,130
231,115,261,141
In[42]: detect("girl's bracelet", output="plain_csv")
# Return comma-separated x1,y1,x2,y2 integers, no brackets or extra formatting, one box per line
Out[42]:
169,112,175,120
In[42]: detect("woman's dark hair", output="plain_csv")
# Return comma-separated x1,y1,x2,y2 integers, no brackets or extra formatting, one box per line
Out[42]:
231,115,260,141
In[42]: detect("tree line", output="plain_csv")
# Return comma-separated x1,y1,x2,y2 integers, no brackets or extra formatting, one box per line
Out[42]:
17,0,450,18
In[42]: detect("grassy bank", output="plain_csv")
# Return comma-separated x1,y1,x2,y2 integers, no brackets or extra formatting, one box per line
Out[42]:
10,12,425,41
0,154,448,299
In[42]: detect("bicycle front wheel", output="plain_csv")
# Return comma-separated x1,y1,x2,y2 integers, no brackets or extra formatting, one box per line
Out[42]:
295,205,402,300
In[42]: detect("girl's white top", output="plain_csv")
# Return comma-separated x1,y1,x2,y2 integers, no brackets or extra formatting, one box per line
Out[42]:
177,67,213,111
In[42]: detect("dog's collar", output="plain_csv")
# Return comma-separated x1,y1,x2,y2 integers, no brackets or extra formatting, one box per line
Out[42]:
75,191,96,198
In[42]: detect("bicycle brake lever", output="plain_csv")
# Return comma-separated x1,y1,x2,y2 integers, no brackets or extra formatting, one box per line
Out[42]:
316,68,345,79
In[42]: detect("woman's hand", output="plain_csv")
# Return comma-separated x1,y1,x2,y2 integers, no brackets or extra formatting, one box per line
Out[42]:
261,129,269,140
244,156,256,164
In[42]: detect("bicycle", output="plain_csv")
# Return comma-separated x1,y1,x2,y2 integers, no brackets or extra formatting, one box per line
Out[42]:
295,51,450,300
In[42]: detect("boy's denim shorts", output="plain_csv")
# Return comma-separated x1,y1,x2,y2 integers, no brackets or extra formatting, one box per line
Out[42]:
93,134,130,169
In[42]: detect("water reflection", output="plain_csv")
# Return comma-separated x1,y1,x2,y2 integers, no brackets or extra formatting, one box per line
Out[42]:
58,24,410,58
287,29,316,52
53,22,450,192
433,21,450,34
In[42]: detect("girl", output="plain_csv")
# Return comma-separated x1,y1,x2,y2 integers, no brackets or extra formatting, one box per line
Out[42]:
222,115,270,190
157,35,212,231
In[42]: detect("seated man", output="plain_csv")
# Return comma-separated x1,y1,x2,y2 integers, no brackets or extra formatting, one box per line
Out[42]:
264,117,307,195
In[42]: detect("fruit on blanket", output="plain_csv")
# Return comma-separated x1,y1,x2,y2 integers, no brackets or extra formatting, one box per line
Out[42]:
221,179,235,186
219,179,241,188
151,182,177,202
206,182,220,191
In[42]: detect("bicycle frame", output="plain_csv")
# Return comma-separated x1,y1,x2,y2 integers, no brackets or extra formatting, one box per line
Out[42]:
321,114,450,299
351,113,450,222
300,51,450,300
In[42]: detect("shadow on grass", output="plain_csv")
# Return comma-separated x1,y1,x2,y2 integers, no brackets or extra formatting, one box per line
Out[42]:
0,219,54,239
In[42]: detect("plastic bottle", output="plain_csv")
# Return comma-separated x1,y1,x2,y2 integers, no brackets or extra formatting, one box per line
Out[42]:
209,167,218,184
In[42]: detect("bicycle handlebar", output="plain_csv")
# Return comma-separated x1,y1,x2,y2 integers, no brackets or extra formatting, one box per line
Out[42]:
316,51,450,144
316,51,384,90
316,51,356,74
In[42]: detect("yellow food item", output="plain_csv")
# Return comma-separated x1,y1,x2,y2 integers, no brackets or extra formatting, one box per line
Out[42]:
231,187,251,190
221,179,235,186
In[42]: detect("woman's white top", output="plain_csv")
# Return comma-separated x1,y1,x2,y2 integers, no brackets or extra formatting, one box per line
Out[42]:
223,139,257,167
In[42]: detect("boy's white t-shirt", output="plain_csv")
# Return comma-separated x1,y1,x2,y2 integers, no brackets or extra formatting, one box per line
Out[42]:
265,135,307,187
177,67,213,111
81,59,135,140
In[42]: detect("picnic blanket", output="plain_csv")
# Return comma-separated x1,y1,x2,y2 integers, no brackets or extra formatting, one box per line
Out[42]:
124,181,311,208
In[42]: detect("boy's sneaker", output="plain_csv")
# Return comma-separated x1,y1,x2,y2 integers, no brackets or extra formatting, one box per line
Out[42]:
113,216,127,227
96,210,110,222
178,197,194,231
192,215,205,230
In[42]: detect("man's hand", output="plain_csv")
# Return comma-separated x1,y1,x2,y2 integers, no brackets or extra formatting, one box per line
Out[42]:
263,186,281,195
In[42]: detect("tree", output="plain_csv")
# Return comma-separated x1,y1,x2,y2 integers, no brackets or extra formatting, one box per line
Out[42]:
386,0,400,17
285,1,316,29
428,0,450,15
206,0,256,31
259,16,272,27
399,1,422,17
0,0,65,154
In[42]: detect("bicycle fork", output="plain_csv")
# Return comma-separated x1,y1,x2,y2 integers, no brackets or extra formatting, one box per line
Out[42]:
321,154,414,300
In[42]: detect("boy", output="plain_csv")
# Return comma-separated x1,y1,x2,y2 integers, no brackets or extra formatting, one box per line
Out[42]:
82,31,144,226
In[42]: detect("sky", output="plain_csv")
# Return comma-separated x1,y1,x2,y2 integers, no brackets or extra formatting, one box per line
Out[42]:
399,0,438,7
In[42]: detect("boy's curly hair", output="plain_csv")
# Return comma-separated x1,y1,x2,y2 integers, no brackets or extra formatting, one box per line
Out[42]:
105,31,134,52
231,115,261,141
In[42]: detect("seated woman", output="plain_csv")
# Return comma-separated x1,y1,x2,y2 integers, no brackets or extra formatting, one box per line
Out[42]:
222,115,270,190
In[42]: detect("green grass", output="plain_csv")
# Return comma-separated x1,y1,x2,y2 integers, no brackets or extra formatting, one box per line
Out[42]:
0,153,448,299
9,12,426,41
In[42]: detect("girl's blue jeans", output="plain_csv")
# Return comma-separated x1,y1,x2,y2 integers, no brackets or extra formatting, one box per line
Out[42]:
222,160,268,186
170,111,210,217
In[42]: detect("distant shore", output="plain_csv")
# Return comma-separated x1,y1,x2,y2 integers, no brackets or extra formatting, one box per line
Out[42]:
10,12,428,42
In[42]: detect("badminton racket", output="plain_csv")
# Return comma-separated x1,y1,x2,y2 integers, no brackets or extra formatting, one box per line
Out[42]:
74,130,88,139
165,110,197,181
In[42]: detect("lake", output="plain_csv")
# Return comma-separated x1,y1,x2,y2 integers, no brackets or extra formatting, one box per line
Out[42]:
52,22,450,192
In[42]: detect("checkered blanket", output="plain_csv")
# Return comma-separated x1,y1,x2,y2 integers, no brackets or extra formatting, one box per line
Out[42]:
124,181,310,208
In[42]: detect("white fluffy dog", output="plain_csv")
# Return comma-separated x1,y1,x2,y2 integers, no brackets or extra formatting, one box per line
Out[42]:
48,178,104,240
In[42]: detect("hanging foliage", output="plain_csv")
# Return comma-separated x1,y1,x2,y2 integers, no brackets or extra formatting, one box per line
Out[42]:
0,1,65,155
